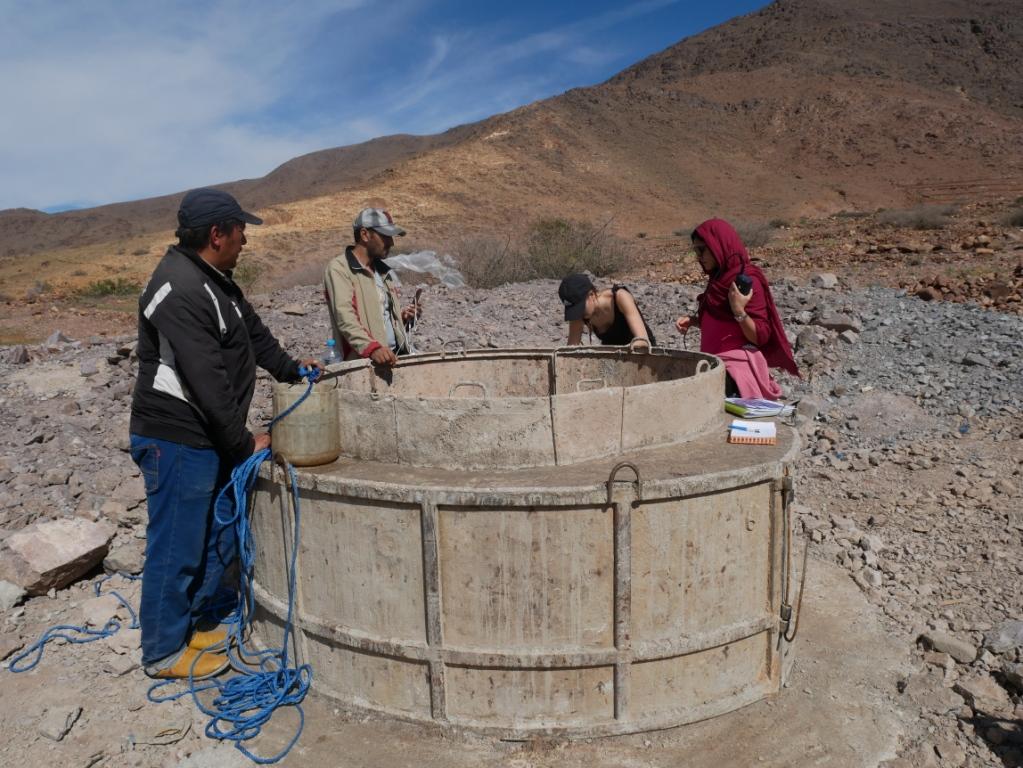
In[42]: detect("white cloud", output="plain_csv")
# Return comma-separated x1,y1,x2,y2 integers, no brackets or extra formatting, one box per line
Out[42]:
0,0,368,209
0,0,687,210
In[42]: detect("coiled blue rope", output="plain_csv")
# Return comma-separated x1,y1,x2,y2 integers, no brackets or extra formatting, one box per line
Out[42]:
7,572,140,673
9,368,321,764
147,372,318,763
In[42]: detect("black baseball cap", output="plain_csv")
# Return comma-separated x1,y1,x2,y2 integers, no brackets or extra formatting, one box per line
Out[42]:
558,273,594,321
177,188,263,229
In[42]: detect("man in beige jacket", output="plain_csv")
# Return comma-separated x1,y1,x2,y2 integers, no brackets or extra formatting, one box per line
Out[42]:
324,208,419,366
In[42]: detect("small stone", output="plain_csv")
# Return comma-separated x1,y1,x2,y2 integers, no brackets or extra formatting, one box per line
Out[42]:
899,669,965,714
830,515,857,531
42,468,72,486
81,593,121,628
961,353,991,367
104,654,139,677
810,273,838,289
104,627,140,656
103,538,145,574
918,631,978,664
0,633,24,662
922,651,952,670
985,620,1023,656
280,303,307,316
860,568,883,588
38,706,83,741
933,739,966,767
838,329,859,344
814,312,862,333
45,330,71,346
7,345,30,364
1002,662,1023,692
0,580,27,612
859,534,885,553
954,674,1014,718
80,359,100,377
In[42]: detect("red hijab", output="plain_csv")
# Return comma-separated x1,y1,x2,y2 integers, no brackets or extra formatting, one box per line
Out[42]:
694,219,799,378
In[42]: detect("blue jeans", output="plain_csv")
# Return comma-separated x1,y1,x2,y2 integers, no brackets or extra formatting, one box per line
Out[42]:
130,434,237,666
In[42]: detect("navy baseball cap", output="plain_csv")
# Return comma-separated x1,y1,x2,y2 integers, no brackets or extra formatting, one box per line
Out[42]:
558,273,595,321
177,188,263,229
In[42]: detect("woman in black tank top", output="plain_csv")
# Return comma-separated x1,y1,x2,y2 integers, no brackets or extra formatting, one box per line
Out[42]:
558,274,657,348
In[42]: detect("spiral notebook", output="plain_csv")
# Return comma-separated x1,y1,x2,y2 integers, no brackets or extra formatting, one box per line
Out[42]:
728,419,777,445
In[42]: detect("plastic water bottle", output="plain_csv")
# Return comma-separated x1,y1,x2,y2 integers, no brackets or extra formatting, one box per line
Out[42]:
321,338,339,366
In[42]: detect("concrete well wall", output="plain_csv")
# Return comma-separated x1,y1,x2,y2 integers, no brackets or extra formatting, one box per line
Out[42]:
256,347,800,737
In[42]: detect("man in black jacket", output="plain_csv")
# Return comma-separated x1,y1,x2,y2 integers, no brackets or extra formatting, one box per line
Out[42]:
129,188,319,679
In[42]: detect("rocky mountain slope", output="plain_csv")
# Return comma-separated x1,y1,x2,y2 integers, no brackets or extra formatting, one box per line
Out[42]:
1,0,1021,299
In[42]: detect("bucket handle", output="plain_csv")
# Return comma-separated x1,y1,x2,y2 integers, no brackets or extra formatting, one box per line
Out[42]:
696,359,710,373
449,381,488,398
575,378,606,392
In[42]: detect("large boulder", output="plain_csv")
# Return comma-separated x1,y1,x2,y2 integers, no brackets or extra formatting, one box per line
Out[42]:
0,518,115,595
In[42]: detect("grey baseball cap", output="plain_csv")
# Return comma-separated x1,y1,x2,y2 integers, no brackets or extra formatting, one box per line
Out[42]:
353,208,406,237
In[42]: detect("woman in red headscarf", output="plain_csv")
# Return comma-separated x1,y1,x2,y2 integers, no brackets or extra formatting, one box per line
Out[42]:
676,219,799,398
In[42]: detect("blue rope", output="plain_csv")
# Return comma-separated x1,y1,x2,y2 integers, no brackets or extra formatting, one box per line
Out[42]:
147,374,317,764
8,370,319,764
7,573,141,673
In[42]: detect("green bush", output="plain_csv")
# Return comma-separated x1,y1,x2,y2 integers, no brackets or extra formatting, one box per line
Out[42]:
876,204,955,230
75,278,140,298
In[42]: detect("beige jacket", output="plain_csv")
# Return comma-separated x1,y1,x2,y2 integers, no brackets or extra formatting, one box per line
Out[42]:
324,246,407,360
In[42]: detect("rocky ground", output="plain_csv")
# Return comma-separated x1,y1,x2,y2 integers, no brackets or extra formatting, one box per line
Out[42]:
0,209,1022,767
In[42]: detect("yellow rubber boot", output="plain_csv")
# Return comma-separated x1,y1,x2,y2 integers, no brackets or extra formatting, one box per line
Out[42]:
147,647,230,680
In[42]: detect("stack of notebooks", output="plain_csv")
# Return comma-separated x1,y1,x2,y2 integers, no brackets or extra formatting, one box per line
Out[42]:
728,419,777,445
724,398,795,419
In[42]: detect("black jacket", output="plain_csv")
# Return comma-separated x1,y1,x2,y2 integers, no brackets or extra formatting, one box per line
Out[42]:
130,245,300,465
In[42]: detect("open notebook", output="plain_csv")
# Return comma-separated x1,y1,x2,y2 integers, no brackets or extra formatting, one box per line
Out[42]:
728,419,777,445
724,398,794,418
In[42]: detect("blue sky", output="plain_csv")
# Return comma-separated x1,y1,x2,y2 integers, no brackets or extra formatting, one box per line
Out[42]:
0,0,767,212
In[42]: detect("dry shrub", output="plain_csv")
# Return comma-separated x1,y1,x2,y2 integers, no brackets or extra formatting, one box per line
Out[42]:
24,281,50,302
75,278,139,298
876,204,955,230
524,218,628,280
451,234,525,289
1004,208,1023,227
672,221,778,248
733,221,775,249
268,260,327,290
453,218,629,288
